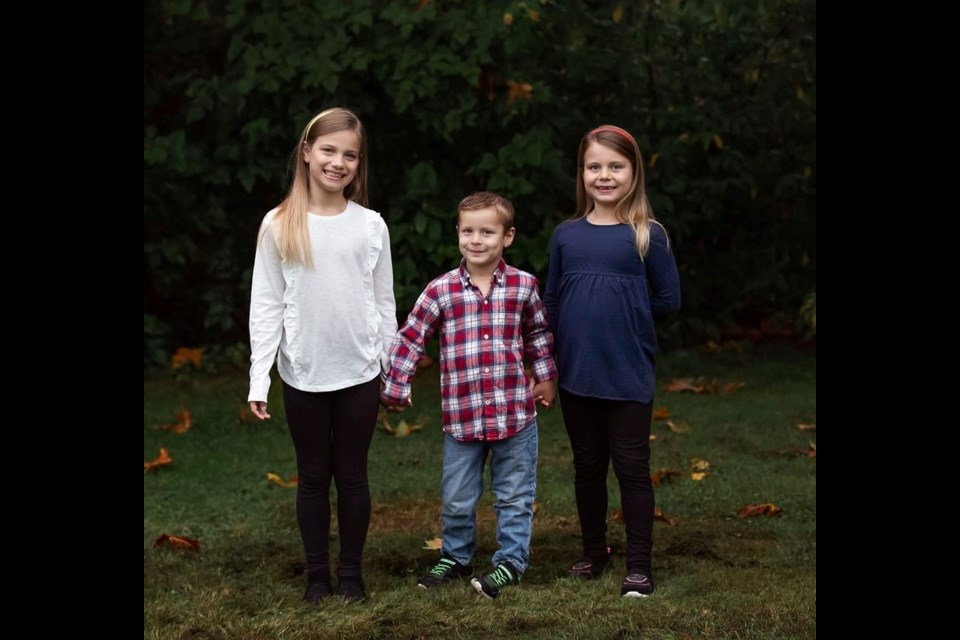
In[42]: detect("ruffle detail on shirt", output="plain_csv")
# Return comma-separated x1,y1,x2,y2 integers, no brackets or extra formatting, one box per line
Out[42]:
364,208,385,363
264,210,303,383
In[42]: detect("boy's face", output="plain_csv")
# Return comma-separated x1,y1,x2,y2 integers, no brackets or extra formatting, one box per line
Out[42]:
457,207,515,272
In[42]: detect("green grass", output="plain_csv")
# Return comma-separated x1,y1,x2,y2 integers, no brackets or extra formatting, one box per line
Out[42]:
144,347,816,639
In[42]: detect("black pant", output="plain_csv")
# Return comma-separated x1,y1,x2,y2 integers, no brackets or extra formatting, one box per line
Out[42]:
282,377,380,582
560,389,654,575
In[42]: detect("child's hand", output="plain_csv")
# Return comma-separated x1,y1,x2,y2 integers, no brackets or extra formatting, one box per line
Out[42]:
249,401,271,420
531,379,558,409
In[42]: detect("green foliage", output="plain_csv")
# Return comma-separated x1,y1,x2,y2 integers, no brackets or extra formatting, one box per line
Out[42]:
145,350,816,639
145,0,816,360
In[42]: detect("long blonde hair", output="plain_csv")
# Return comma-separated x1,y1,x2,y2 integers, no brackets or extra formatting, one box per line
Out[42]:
573,125,665,258
267,108,369,267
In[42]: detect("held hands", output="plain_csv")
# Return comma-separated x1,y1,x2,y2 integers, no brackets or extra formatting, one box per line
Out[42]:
249,401,271,420
379,380,412,413
531,379,558,409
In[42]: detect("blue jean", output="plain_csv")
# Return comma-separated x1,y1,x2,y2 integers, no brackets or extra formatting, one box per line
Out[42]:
440,422,538,573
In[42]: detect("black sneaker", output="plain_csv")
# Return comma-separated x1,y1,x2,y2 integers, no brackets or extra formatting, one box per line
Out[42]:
337,577,367,603
471,562,520,599
568,546,612,579
417,557,473,589
303,579,331,603
620,573,654,598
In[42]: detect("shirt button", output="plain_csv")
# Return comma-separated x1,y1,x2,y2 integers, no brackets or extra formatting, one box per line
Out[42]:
483,334,489,339
483,300,489,304
484,367,490,373
485,400,491,405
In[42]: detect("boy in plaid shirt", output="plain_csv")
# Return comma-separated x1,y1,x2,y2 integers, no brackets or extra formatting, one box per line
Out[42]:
381,192,557,599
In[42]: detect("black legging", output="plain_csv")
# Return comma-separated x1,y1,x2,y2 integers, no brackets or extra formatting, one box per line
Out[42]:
559,389,654,575
282,377,380,582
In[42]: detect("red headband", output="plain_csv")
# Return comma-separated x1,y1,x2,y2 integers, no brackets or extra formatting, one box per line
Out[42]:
590,126,635,145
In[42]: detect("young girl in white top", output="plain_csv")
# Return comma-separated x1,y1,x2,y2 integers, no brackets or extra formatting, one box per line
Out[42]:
248,108,397,604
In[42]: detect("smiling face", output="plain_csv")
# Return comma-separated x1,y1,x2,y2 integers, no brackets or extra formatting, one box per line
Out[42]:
302,128,361,197
457,206,515,273
582,141,635,212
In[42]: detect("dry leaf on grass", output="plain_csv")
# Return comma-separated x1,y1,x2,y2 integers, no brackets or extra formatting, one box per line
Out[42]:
666,420,691,434
736,503,783,518
154,533,200,551
650,469,684,487
381,413,427,438
664,377,745,394
654,507,678,526
266,472,298,488
144,448,172,474
159,407,193,433
690,457,711,472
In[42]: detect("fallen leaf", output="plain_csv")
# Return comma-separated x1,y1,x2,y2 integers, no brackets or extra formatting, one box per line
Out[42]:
664,377,704,393
654,507,677,526
395,419,413,438
422,537,442,550
381,414,427,438
154,534,200,552
144,448,172,474
652,407,671,420
503,12,513,26
797,423,816,432
170,347,203,369
649,433,658,441
612,4,624,23
650,469,683,487
690,472,707,481
666,420,691,434
610,509,624,521
736,503,783,518
664,377,744,394
266,472,298,488
159,407,193,433
690,457,711,472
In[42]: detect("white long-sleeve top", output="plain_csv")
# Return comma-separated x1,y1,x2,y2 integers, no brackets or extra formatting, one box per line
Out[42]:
248,201,397,402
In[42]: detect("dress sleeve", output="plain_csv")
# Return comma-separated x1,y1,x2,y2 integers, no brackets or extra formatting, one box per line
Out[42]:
543,226,563,338
647,223,681,317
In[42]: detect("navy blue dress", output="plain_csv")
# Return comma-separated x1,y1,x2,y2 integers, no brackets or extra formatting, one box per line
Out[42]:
543,219,680,403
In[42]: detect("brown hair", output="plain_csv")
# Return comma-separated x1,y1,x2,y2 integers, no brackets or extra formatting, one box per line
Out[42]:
457,191,515,230
574,125,665,257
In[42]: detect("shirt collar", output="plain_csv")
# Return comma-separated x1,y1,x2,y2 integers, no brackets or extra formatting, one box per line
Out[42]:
458,258,507,289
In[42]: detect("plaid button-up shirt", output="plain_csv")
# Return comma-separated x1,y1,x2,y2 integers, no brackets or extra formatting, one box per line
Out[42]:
382,259,557,441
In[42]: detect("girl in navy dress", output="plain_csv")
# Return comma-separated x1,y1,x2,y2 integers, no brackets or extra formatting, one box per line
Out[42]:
544,125,680,598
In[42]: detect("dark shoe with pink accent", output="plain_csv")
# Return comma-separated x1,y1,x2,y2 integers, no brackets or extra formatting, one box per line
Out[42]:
620,573,655,598
567,546,612,579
